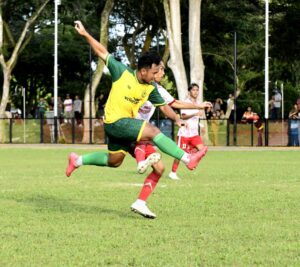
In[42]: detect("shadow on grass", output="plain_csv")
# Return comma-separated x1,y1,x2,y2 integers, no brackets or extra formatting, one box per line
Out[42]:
15,194,136,219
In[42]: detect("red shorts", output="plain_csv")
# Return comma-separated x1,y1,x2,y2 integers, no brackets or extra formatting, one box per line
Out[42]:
132,141,157,159
176,135,203,153
144,143,157,158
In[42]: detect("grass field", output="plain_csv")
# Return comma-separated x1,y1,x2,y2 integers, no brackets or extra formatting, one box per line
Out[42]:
0,146,299,266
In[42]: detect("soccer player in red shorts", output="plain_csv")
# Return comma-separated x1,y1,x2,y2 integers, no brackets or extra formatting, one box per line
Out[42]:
133,63,211,173
169,83,208,180
128,67,211,217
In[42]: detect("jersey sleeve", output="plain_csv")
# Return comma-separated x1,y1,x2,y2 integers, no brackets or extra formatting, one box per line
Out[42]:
157,85,175,105
148,86,166,106
106,54,132,82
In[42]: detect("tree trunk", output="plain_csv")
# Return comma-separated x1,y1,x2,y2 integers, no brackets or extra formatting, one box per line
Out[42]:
189,0,205,102
163,0,188,100
0,0,50,142
81,0,114,143
0,70,11,118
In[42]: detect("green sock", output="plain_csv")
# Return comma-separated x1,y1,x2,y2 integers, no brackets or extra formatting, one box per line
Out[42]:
82,152,108,166
153,133,184,160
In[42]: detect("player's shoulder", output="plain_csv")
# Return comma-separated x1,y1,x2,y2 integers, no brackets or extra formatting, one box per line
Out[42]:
107,54,133,72
156,84,167,93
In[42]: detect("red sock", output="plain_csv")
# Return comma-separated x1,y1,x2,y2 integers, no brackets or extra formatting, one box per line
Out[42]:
138,172,161,201
134,144,146,163
172,160,180,172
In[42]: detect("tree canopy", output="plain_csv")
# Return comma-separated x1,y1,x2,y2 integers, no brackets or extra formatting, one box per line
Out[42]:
0,0,299,118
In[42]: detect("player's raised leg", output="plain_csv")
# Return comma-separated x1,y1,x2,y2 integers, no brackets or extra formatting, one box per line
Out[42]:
169,136,208,180
141,122,205,170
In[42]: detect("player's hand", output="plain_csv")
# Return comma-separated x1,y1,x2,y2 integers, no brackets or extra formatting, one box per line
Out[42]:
176,120,186,128
198,101,213,109
74,20,87,36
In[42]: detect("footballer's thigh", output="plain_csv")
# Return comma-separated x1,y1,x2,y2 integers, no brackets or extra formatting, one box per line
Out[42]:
140,122,161,140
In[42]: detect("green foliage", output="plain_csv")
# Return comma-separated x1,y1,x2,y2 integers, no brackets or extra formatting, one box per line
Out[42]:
160,74,176,98
201,0,265,101
0,148,299,266
1,0,300,119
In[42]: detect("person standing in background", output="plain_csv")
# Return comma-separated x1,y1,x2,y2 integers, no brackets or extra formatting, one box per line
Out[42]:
73,95,82,126
169,83,208,180
63,94,73,124
271,90,282,120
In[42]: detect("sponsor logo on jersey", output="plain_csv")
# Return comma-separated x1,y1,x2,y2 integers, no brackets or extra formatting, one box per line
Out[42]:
124,96,141,105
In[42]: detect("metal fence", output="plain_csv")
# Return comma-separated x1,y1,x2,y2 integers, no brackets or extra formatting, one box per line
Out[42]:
0,117,298,146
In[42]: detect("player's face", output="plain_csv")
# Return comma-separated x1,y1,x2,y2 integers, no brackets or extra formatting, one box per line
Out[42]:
189,86,199,99
154,62,165,83
140,64,160,84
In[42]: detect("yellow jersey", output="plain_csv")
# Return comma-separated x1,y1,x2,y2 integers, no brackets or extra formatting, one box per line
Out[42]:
104,55,165,124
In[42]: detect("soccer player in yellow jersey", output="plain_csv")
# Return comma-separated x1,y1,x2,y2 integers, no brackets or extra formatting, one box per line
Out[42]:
66,21,207,219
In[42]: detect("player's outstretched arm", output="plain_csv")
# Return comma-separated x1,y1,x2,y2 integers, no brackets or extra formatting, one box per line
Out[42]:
74,20,108,61
159,105,185,127
171,100,212,110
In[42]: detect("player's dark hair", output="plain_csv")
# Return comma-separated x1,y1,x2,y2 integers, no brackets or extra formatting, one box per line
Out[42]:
188,83,199,91
137,51,161,70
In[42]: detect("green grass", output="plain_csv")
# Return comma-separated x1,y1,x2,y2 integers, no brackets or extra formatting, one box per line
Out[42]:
0,147,299,266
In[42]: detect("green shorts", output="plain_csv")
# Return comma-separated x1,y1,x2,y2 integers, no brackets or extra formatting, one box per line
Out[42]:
104,118,146,154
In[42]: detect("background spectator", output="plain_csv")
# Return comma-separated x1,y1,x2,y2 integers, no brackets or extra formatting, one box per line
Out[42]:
63,94,73,124
36,97,48,119
226,93,235,123
241,106,254,122
73,95,82,126
241,106,263,146
271,90,282,119
288,104,299,146
213,98,223,112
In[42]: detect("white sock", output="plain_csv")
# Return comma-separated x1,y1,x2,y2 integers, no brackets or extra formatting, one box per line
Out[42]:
136,199,146,206
138,160,146,166
180,152,190,164
75,156,83,166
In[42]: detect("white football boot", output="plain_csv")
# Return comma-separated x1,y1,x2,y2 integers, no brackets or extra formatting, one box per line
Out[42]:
137,152,161,174
130,200,156,219
168,171,181,180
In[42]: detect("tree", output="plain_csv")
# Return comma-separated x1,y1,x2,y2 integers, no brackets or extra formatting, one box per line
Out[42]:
189,0,205,102
163,0,188,100
0,0,50,142
81,0,114,143
201,0,265,111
